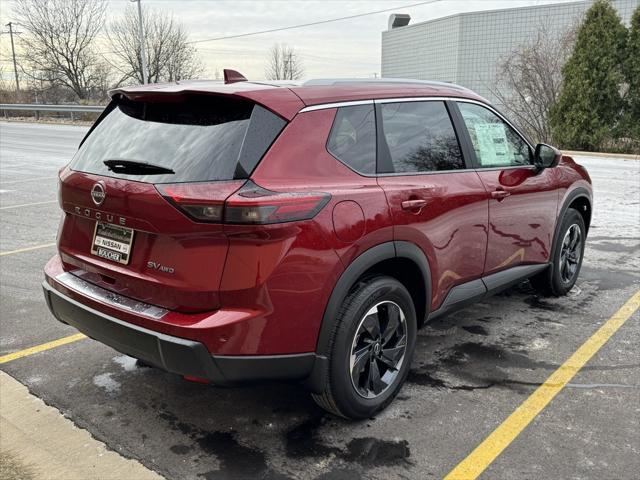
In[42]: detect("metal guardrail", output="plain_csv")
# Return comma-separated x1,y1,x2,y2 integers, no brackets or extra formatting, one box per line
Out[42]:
0,103,104,114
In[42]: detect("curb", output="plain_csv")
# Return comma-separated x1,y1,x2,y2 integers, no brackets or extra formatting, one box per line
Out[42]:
0,371,164,480
562,150,639,160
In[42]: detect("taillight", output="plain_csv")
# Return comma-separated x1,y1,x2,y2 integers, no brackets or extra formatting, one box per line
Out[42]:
156,181,330,225
156,180,244,222
225,181,330,224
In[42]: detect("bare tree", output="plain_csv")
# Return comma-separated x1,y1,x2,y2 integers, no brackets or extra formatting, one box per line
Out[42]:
0,65,14,103
108,7,205,85
14,0,107,100
265,44,304,81
0,65,8,92
489,25,576,144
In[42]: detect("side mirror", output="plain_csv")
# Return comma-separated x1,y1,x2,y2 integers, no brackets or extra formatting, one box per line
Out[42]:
534,143,562,170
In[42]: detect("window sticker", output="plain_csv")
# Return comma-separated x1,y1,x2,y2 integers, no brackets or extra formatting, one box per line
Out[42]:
474,123,510,166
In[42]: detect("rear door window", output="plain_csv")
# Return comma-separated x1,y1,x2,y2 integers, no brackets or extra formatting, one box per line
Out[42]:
326,104,376,175
71,96,286,183
378,101,465,174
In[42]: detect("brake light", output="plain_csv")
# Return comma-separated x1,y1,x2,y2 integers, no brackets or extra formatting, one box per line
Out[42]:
225,181,330,224
156,181,330,224
157,180,244,222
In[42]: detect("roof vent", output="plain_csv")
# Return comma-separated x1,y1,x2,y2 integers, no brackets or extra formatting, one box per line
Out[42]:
388,13,410,30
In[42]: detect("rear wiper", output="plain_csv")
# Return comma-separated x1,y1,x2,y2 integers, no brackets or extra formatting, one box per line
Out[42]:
103,159,175,175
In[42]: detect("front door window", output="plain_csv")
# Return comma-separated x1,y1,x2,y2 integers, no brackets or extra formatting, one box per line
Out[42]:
457,102,532,168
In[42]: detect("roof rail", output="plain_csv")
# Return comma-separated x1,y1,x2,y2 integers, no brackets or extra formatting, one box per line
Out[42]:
302,77,471,92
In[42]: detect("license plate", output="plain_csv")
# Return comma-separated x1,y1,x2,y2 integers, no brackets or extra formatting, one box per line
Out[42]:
91,222,135,265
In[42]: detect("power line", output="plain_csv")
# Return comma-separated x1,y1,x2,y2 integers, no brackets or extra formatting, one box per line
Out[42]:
93,0,441,56
187,0,443,44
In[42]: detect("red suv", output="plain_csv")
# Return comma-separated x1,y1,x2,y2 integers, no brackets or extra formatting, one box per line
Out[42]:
43,73,592,419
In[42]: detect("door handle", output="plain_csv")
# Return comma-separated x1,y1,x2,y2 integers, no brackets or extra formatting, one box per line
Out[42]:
490,189,511,200
401,199,427,210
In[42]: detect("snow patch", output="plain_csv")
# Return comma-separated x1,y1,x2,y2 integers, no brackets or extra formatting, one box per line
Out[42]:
113,355,138,372
93,373,120,393
529,338,550,351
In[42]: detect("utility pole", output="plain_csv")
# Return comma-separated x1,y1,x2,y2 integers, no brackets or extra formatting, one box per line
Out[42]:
4,22,20,91
130,0,148,84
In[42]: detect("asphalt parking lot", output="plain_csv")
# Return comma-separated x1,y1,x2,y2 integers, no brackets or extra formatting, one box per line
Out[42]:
1,121,638,480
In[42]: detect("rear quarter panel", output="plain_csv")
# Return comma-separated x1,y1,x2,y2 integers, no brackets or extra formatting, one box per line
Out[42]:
217,109,394,354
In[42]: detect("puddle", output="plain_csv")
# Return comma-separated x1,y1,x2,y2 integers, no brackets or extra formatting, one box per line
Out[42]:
170,444,193,455
406,370,447,388
441,342,556,370
532,315,564,326
157,408,278,479
461,325,489,335
580,266,639,290
590,241,639,253
197,431,268,479
284,418,411,468
343,437,410,466
525,296,560,311
285,416,340,459
407,341,561,393
315,467,362,480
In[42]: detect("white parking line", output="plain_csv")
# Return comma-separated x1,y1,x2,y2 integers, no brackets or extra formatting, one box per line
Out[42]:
0,243,56,256
0,200,57,210
0,176,57,185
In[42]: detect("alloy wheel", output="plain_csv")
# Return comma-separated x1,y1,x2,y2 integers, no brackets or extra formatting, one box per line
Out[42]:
349,301,408,399
560,223,582,283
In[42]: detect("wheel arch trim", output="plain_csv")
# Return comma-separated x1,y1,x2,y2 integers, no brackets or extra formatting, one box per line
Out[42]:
552,187,592,256
303,241,431,393
314,241,431,357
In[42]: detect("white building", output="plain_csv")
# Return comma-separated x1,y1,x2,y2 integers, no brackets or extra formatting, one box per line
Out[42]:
381,0,638,103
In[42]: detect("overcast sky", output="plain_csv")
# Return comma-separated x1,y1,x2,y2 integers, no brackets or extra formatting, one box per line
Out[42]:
1,0,582,81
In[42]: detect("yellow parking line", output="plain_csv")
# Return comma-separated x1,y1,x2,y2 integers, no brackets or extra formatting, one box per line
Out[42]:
0,333,86,365
0,200,57,210
444,289,640,480
0,243,56,256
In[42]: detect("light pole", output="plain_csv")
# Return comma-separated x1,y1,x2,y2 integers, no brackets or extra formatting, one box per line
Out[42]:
130,0,148,84
4,22,20,91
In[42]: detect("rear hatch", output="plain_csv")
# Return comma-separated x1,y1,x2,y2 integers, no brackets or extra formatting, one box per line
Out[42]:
58,93,287,312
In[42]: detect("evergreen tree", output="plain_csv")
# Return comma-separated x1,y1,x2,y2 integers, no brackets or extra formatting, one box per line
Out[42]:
623,7,640,144
550,0,628,150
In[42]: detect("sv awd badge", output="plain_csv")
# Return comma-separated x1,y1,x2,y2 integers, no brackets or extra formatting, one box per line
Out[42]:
147,261,175,274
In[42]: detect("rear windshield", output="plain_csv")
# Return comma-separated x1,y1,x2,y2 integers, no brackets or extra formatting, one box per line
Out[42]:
71,96,286,183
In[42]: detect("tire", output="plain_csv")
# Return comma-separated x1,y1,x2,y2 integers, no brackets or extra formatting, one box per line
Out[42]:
135,358,155,369
530,208,586,296
311,276,417,419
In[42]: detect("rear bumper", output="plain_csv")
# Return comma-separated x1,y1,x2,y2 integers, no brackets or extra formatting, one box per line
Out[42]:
42,280,317,386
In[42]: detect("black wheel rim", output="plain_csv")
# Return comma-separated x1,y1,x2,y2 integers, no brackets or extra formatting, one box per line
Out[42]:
560,223,582,283
349,301,407,399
